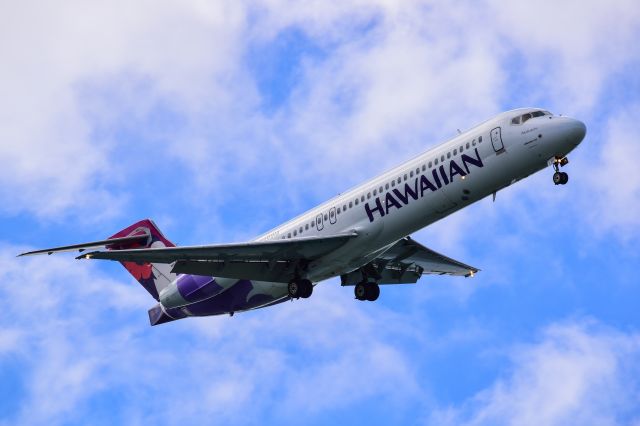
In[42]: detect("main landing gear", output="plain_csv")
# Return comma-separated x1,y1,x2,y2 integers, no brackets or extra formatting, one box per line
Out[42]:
552,156,569,185
288,278,313,299
354,281,380,302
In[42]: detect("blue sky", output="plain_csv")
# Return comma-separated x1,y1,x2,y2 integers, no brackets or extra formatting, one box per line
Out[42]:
1,1,640,425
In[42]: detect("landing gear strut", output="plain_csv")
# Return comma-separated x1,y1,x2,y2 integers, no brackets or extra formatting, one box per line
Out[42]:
552,156,569,185
288,279,313,299
354,281,380,302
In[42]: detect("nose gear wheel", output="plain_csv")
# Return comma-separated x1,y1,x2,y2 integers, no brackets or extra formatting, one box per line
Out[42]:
552,157,569,185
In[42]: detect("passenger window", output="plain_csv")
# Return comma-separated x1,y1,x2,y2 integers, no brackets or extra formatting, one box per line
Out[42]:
453,149,457,155
428,161,432,168
391,180,396,187
305,224,309,230
434,158,439,165
293,230,297,236
466,142,470,149
460,146,463,152
379,186,383,193
410,171,414,178
349,202,353,208
447,152,451,159
422,165,426,171
288,233,291,238
404,174,408,181
441,155,445,162
355,199,359,205
360,196,364,202
416,168,420,174
324,214,328,221
337,208,341,214
299,227,303,233
472,139,476,146
367,192,371,199
385,183,389,189
397,177,401,184
479,136,482,143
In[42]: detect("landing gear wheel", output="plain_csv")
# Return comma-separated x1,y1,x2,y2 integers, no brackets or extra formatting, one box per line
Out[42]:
354,282,380,301
299,279,313,299
553,171,563,185
560,172,569,185
355,282,367,300
553,171,569,185
288,280,301,298
288,279,313,299
365,283,380,301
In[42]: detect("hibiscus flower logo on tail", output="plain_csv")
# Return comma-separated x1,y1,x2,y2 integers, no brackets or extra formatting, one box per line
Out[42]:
123,261,153,281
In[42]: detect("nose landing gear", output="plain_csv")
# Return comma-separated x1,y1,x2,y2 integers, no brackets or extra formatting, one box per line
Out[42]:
552,156,569,185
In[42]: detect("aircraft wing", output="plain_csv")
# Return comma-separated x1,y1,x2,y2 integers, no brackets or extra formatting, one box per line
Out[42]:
77,232,358,283
378,237,479,277
341,237,479,286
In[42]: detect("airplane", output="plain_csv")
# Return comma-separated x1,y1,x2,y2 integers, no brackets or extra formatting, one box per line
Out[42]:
19,108,586,326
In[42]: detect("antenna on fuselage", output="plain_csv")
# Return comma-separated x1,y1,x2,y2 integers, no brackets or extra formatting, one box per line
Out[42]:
457,129,462,135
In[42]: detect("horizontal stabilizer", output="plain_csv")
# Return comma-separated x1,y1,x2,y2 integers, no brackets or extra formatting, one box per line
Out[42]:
17,233,151,257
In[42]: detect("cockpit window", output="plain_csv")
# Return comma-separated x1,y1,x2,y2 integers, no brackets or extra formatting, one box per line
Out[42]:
512,110,552,125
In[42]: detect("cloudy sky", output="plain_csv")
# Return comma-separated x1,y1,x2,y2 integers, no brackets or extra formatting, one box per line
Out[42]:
2,0,640,424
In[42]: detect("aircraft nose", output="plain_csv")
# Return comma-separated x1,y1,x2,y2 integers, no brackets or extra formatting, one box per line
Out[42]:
567,119,587,145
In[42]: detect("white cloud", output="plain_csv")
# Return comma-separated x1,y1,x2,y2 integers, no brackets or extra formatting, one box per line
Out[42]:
430,320,640,426
0,0,250,220
488,0,640,112
580,104,640,241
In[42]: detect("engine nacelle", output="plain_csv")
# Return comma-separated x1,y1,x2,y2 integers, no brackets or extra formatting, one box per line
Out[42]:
159,274,224,309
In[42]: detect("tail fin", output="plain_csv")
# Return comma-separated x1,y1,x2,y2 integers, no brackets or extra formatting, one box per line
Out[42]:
107,219,177,300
